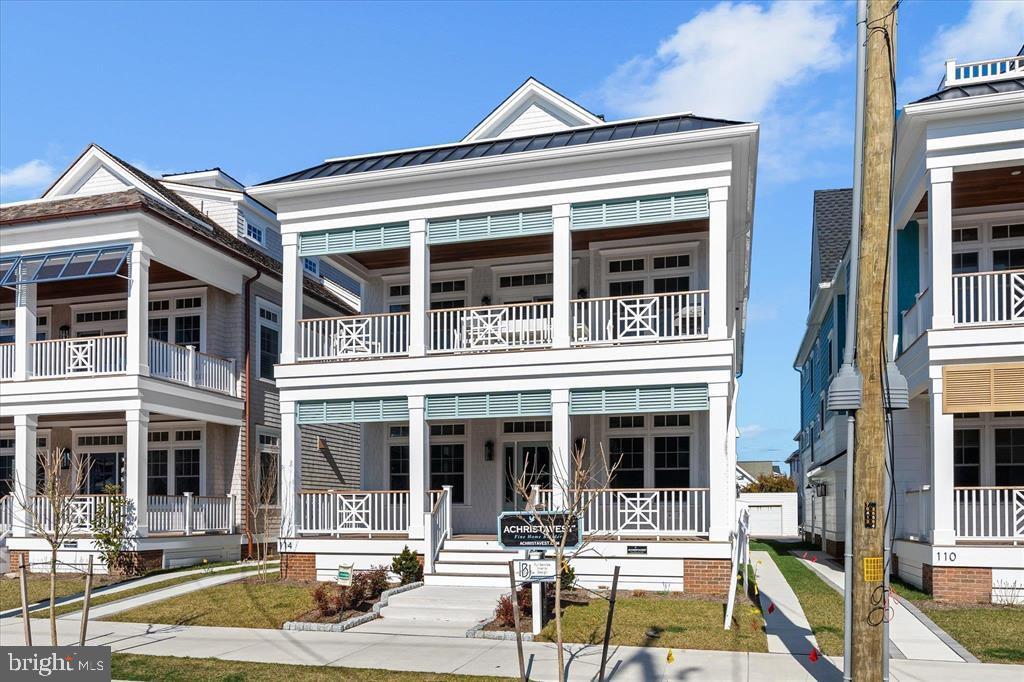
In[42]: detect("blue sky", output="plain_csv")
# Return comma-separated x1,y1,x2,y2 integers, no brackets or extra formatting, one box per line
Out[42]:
2,1,1022,462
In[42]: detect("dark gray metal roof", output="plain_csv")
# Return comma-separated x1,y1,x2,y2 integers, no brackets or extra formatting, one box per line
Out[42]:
260,113,746,185
810,188,852,305
912,77,1024,104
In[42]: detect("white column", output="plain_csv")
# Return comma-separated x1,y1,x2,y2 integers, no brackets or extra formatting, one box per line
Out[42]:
13,414,37,537
13,279,36,381
707,384,730,541
126,243,150,376
125,409,149,536
407,396,428,539
552,205,572,349
409,220,430,357
929,374,955,545
550,388,571,507
725,381,739,534
281,236,303,364
928,167,954,330
707,186,730,340
279,402,302,539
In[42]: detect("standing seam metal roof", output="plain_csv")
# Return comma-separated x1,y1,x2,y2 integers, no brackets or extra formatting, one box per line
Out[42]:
260,113,747,185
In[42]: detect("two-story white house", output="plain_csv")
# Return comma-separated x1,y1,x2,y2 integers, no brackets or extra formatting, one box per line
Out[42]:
248,78,759,593
0,145,358,573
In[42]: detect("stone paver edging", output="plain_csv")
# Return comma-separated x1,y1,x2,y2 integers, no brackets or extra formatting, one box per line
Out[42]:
465,620,534,641
283,581,423,632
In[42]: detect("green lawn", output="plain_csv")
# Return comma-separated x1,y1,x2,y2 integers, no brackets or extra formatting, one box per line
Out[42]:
750,541,845,655
0,573,116,612
103,576,311,628
34,566,272,618
538,591,768,652
112,654,510,681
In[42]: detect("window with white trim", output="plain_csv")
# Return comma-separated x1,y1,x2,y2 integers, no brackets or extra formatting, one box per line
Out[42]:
245,219,265,245
303,258,319,276
258,300,281,380
995,427,1024,486
387,423,409,491
429,422,467,504
146,426,204,496
257,432,280,505
608,437,644,488
953,428,980,487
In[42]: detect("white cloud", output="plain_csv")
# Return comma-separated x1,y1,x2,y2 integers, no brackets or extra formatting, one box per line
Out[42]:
902,0,1024,99
600,1,844,122
0,159,57,198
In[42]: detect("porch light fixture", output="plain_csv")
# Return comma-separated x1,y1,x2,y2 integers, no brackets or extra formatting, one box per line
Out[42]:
484,440,494,461
58,325,70,339
577,288,588,299
481,295,491,306
60,449,72,470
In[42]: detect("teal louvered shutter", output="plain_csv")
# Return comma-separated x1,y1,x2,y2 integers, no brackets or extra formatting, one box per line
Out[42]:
570,192,709,231
296,397,409,424
426,391,552,419
569,385,709,414
299,223,410,256
427,209,553,245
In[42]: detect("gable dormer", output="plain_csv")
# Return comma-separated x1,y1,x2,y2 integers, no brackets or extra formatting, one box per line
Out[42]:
462,77,603,142
161,168,245,191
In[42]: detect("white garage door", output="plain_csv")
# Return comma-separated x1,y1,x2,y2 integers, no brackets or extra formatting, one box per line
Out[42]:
747,505,783,536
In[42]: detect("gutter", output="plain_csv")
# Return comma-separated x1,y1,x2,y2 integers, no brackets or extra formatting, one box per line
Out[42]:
242,270,261,559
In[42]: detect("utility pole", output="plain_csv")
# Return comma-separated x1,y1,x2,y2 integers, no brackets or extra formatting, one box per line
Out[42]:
851,1,897,679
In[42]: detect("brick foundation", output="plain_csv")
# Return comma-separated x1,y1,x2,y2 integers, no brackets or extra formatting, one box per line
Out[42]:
825,538,844,558
925,564,992,604
10,551,29,571
121,550,164,576
684,558,731,597
281,552,317,581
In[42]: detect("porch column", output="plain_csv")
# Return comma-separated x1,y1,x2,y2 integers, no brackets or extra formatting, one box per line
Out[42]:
409,219,429,357
281,235,302,364
125,409,149,536
707,383,730,541
126,243,150,376
928,167,954,330
407,395,428,539
12,414,37,537
707,185,730,340
13,277,36,381
552,205,572,349
929,373,955,545
279,402,302,539
550,389,571,507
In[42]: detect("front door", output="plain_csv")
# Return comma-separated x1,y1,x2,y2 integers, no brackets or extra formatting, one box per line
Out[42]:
502,442,551,511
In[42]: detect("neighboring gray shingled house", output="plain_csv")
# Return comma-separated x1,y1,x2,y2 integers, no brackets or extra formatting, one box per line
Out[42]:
809,188,852,305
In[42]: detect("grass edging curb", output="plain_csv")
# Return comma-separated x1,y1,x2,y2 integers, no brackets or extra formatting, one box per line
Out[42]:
282,581,423,632
465,621,534,641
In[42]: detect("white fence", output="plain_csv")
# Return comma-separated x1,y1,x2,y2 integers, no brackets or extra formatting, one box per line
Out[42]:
149,338,235,395
297,490,410,537
148,493,235,535
429,301,554,353
31,336,127,378
943,55,1024,87
0,343,13,380
299,313,410,360
952,270,1024,326
538,487,710,538
954,487,1024,541
572,291,707,345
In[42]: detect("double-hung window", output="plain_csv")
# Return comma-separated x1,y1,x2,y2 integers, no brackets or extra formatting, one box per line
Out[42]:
995,427,1024,486
608,437,644,489
952,428,980,487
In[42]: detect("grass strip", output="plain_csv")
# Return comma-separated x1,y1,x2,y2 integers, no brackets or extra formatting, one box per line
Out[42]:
750,541,845,655
111,653,510,681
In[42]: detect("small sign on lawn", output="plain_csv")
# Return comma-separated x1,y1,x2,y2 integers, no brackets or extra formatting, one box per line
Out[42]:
514,558,557,583
337,563,353,586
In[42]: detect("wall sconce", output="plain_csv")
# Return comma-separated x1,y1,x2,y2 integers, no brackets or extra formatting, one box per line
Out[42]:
316,436,328,452
60,449,72,470
573,437,585,453
481,295,492,306
577,288,588,299
484,440,494,461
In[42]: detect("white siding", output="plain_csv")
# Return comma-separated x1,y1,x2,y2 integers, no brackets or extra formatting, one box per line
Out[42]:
73,167,128,195
498,103,573,138
177,194,238,233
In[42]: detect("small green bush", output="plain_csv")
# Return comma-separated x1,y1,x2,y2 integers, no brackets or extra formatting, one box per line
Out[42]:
560,559,576,591
741,473,797,493
391,546,422,585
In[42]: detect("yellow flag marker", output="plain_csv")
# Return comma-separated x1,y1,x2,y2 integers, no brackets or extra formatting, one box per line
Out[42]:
667,650,675,663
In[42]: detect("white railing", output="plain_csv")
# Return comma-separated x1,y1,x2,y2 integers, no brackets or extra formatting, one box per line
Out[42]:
900,288,931,351
148,493,234,535
537,487,710,538
299,312,410,360
28,494,124,534
147,494,189,534
31,336,127,378
149,338,236,396
0,343,14,380
943,55,1024,87
953,270,1024,326
901,486,932,542
192,495,234,533
425,485,452,572
429,301,554,353
954,487,1024,542
297,490,410,537
572,290,707,345
0,495,12,535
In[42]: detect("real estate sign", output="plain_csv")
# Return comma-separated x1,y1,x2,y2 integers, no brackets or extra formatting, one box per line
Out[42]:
497,511,582,550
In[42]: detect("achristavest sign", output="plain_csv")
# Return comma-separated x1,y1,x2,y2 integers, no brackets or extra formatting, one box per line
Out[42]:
497,511,582,550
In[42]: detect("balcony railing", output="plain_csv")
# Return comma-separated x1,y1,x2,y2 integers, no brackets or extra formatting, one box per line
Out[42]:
297,489,411,537
149,338,236,395
22,493,234,536
0,343,13,380
900,288,931,350
429,301,554,353
28,494,124,534
299,312,410,360
954,486,1024,542
572,290,707,345
953,270,1024,326
537,487,710,538
942,55,1024,88
31,335,127,378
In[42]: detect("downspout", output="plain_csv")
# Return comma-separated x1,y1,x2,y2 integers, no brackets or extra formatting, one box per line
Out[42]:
242,270,261,559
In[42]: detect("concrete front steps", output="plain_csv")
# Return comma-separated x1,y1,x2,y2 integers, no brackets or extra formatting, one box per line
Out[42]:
375,584,506,631
424,537,521,588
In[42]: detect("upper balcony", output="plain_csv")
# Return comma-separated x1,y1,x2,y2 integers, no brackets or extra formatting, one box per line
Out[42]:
940,54,1024,89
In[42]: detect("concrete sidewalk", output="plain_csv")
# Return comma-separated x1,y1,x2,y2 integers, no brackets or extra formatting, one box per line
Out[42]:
792,551,968,663
3,615,1020,680
751,550,818,655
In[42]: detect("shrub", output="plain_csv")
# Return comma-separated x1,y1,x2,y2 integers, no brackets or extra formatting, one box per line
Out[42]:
90,483,138,576
741,473,796,493
311,583,341,616
494,588,531,627
391,546,422,585
560,559,576,592
364,565,390,599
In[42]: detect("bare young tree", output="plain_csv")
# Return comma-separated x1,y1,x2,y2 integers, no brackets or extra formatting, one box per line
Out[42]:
10,448,91,645
511,439,618,682
246,450,279,583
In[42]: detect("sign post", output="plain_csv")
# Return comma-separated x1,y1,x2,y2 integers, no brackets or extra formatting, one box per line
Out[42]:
508,560,527,682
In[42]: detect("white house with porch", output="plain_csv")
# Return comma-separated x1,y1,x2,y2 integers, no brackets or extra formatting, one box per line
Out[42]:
249,78,758,592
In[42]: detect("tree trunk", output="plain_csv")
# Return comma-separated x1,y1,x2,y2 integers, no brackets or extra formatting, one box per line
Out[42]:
49,547,58,645
555,549,565,682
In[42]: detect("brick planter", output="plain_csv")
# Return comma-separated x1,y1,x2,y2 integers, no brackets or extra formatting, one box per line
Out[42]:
281,552,316,581
924,564,991,604
684,558,731,596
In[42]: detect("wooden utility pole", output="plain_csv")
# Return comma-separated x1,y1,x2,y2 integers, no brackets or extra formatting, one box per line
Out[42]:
852,1,897,679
